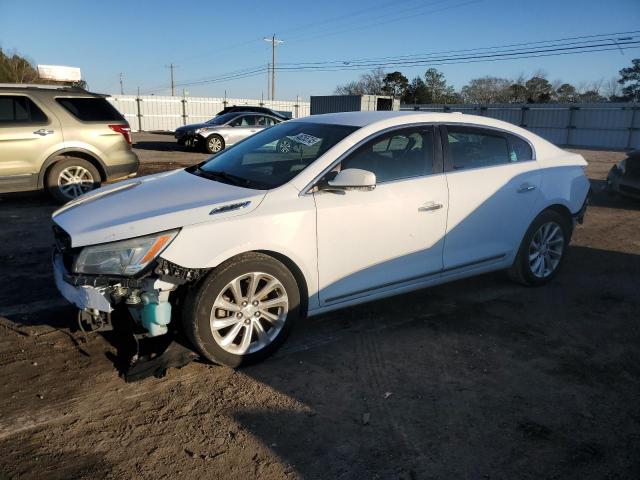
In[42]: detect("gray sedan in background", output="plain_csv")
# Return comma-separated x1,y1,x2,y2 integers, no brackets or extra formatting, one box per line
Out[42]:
174,112,283,153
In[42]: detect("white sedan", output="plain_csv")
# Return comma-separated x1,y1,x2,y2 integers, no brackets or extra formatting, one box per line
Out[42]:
52,111,590,367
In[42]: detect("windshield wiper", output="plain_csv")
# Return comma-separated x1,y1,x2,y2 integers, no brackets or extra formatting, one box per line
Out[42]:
195,168,253,188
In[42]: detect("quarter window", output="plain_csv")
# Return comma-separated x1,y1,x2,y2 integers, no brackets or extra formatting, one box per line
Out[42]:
56,97,123,121
340,128,434,183
446,126,510,170
0,96,47,123
508,134,533,161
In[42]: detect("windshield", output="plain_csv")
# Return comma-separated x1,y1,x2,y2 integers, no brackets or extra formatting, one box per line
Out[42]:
191,122,359,190
205,112,239,125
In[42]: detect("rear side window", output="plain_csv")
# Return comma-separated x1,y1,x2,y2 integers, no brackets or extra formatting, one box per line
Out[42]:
446,126,510,170
0,96,47,123
56,97,124,122
508,134,534,161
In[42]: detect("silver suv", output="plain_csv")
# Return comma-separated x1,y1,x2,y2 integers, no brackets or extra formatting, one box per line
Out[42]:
0,84,139,202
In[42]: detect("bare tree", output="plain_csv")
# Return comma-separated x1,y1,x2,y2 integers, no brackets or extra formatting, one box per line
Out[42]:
604,77,621,99
0,49,40,83
460,76,511,103
334,68,386,95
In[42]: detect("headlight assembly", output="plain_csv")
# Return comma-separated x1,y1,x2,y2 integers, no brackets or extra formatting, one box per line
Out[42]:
73,230,179,276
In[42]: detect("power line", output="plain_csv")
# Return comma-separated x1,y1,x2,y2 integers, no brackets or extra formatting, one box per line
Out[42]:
140,31,640,93
286,0,480,44
275,38,640,71
278,30,640,66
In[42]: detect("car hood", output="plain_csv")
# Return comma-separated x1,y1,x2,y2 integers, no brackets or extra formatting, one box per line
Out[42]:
52,169,266,247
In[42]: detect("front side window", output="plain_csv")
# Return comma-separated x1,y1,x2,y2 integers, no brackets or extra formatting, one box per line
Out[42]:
340,127,434,183
191,122,359,190
446,126,511,170
0,96,47,124
230,115,256,127
257,116,276,127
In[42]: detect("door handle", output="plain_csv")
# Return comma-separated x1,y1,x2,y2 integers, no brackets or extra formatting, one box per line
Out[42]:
418,202,443,212
34,129,54,136
517,184,536,193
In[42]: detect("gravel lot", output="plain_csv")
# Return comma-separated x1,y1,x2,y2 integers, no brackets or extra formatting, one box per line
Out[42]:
0,134,638,479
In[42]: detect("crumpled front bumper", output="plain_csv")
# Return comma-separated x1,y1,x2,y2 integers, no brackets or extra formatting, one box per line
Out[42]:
53,253,113,312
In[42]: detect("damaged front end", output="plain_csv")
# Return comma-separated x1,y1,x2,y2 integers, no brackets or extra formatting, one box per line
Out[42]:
52,225,204,380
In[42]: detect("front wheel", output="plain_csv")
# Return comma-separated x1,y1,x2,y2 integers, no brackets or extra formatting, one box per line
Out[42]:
182,253,300,367
204,134,224,154
508,210,571,286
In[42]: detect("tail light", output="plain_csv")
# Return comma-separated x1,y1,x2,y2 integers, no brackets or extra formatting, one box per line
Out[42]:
109,124,132,145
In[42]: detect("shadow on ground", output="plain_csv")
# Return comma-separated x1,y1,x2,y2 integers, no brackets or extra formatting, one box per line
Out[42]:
230,245,640,479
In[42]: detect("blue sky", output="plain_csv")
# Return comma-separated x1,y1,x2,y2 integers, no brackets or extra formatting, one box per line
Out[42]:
1,0,639,99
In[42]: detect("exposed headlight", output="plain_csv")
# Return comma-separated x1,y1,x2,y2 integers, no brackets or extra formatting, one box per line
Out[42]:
73,230,179,276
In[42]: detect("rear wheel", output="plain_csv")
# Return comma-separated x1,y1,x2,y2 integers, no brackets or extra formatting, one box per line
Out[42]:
204,134,224,154
183,253,300,367
509,209,571,286
46,157,101,203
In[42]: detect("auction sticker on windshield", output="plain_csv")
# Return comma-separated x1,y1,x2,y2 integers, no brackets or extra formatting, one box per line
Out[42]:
287,133,322,146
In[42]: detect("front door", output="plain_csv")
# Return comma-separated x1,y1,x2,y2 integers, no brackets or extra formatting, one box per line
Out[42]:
314,126,449,305
226,114,258,146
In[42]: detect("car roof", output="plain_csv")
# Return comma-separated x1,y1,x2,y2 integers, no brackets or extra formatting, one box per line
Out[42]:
294,110,536,134
0,84,105,97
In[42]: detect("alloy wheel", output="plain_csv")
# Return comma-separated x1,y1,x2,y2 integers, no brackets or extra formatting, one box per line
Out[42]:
210,272,288,355
57,165,95,199
208,137,223,153
528,221,564,278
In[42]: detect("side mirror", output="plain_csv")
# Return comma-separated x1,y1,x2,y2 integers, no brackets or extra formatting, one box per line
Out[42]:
326,168,376,191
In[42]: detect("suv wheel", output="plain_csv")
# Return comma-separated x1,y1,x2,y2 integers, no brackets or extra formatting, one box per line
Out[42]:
46,158,101,203
509,209,571,286
204,135,224,154
183,252,300,367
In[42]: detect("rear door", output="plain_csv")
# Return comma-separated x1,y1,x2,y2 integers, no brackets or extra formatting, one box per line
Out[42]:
53,96,131,160
441,125,541,271
0,94,63,192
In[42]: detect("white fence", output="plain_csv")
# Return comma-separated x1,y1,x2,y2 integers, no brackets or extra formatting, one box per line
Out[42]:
107,95,311,132
401,103,640,150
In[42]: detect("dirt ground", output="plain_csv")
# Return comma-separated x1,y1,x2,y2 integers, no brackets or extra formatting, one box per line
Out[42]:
0,134,638,479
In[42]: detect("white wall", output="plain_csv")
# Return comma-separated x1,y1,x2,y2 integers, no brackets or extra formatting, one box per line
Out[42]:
107,95,311,132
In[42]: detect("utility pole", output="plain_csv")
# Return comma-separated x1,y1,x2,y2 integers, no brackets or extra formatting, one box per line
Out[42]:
266,62,271,101
166,63,177,96
263,35,283,100
119,73,124,94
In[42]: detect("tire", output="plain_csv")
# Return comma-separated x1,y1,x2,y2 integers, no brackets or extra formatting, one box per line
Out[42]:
508,209,572,286
204,134,225,154
45,157,101,203
182,252,301,367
